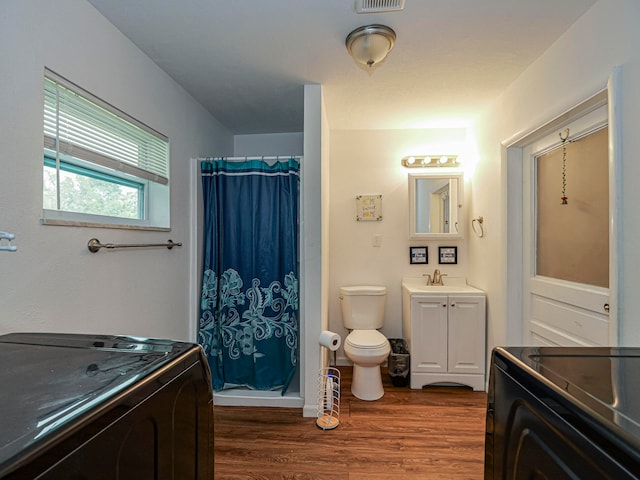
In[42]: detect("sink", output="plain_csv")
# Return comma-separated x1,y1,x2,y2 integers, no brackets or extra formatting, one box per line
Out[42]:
401,276,483,294
403,284,483,294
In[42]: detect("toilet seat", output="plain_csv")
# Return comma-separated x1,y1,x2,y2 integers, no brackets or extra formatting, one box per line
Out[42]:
345,330,388,349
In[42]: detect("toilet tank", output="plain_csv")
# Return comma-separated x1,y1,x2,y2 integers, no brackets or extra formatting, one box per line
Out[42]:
339,286,387,330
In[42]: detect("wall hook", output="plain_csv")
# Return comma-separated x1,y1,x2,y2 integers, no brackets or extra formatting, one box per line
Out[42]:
559,128,570,143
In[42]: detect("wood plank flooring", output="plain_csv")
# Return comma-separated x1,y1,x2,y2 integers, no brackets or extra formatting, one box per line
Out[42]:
214,367,488,479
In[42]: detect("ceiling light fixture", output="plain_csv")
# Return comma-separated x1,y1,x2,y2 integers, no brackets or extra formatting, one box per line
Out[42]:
345,24,396,68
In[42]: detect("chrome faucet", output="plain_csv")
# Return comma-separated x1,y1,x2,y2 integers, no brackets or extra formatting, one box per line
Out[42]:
423,269,447,286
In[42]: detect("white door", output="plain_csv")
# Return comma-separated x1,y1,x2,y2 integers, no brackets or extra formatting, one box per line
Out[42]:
522,105,612,346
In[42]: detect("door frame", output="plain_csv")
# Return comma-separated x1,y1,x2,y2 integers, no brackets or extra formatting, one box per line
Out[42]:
503,67,622,346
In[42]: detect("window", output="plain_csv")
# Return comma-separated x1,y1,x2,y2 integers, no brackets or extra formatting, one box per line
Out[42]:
536,126,609,287
42,70,170,229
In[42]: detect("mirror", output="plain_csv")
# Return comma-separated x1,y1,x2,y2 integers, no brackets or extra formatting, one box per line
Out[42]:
409,172,463,239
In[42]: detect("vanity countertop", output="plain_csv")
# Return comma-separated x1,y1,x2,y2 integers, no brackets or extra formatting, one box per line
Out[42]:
402,276,484,294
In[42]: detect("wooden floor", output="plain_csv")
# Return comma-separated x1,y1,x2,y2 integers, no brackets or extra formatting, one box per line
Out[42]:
214,367,488,479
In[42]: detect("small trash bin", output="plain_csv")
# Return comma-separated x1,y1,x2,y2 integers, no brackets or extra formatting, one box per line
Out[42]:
387,338,410,387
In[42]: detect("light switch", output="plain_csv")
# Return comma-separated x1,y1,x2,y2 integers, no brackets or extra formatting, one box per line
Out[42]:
372,234,382,247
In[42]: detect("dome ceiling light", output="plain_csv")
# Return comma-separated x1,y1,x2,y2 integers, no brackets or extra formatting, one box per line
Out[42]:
345,24,396,69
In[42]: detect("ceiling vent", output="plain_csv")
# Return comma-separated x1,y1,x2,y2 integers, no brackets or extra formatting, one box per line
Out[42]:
354,0,405,14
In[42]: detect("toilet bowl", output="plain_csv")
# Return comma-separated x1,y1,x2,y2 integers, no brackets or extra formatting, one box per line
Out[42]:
344,329,390,400
339,286,390,401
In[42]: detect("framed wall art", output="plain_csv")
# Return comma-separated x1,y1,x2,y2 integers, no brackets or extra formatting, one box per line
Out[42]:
438,246,458,264
410,246,428,264
355,194,382,222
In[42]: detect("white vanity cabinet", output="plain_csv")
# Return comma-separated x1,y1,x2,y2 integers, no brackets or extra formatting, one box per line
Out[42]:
402,281,486,391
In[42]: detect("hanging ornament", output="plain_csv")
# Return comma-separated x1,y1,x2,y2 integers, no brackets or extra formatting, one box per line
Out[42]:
559,128,569,204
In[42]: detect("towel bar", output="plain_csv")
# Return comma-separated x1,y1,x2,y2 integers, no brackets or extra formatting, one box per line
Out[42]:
87,238,182,253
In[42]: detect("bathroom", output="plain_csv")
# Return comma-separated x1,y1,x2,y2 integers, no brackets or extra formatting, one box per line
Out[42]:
3,0,640,422
203,120,477,408
328,128,472,365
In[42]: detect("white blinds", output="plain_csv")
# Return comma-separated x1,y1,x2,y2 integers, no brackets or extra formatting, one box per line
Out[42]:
43,73,169,185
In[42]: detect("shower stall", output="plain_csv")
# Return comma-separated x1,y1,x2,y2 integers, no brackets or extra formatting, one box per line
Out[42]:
191,156,304,408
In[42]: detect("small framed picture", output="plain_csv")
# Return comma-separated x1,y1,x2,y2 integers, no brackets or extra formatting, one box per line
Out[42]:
439,246,458,264
355,194,382,222
410,246,428,264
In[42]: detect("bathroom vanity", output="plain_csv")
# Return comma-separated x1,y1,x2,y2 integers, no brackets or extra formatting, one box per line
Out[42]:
402,277,486,391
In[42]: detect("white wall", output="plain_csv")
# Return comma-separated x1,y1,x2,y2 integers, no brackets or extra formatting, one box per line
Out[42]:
301,84,329,417
0,1,233,340
328,128,471,363
234,132,303,157
472,0,640,351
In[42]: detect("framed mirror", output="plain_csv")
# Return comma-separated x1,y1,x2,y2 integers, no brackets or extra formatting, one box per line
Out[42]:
409,172,463,239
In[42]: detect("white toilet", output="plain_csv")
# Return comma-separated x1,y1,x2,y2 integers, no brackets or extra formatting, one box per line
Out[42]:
339,285,391,401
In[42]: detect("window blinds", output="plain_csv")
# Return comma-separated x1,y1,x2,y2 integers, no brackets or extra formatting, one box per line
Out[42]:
43,72,169,185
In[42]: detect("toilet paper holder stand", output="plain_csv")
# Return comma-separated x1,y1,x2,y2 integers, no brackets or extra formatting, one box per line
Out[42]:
316,331,341,430
316,366,340,431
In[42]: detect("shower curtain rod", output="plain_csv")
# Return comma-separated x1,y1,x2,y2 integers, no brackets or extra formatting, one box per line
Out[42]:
200,155,302,162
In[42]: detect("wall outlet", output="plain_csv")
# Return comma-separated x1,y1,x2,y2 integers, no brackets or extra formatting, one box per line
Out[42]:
372,234,382,247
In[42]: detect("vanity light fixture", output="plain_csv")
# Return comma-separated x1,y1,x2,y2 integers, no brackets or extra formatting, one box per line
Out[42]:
346,24,396,68
401,155,460,168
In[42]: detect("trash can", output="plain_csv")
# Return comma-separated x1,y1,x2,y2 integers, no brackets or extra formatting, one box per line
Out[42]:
387,338,410,387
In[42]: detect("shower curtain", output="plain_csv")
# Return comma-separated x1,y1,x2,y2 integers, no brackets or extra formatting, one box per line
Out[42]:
198,157,300,393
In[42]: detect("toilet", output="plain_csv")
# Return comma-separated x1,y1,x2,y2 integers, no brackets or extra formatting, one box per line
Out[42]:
339,285,391,401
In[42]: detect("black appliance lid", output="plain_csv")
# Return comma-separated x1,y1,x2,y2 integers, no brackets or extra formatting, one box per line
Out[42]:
0,332,196,469
498,346,640,451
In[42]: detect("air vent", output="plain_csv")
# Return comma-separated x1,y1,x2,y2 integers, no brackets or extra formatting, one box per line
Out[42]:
355,0,405,14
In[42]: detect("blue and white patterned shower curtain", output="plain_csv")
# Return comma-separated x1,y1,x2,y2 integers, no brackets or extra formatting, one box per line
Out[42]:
198,158,299,393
